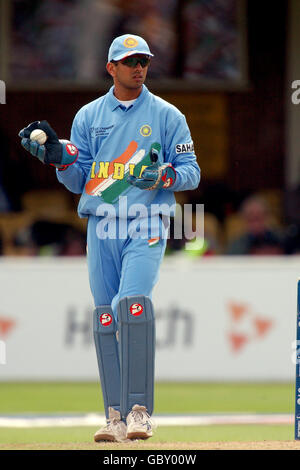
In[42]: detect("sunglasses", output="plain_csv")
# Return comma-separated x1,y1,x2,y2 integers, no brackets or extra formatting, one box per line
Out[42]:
119,56,150,68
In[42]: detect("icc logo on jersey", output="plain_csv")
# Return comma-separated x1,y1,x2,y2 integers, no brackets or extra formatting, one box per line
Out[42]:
140,125,152,137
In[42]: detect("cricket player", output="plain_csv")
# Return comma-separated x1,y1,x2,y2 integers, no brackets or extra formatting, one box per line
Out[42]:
19,34,200,442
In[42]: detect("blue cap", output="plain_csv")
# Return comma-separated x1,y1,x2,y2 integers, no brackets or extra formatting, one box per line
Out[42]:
108,34,154,62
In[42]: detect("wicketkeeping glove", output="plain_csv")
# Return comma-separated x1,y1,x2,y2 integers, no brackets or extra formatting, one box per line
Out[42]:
127,148,176,190
18,120,78,171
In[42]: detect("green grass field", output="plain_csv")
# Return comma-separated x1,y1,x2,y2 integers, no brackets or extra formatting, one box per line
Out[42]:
0,382,294,414
0,382,296,449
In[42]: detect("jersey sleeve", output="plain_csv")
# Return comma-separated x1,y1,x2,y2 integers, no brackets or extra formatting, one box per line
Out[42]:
164,113,200,192
56,110,93,194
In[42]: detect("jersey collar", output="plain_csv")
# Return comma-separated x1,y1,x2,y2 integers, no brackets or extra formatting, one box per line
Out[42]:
107,85,149,112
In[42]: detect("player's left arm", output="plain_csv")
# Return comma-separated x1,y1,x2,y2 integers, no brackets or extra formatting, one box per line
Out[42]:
162,113,200,192
127,114,200,192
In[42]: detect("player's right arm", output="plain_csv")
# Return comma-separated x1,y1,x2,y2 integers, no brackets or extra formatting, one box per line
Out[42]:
56,112,94,194
18,120,79,171
18,116,93,194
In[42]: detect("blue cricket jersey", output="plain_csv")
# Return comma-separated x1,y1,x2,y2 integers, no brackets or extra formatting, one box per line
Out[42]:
57,85,200,218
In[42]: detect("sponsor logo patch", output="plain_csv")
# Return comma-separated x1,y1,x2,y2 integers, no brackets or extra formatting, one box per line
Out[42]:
162,167,174,188
66,143,78,156
99,313,113,326
130,303,143,316
175,142,194,154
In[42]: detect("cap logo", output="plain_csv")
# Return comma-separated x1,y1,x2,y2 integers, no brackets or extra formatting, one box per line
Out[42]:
124,37,138,48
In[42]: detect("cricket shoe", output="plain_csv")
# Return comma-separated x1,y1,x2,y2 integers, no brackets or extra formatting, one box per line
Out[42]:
126,404,155,440
94,407,127,442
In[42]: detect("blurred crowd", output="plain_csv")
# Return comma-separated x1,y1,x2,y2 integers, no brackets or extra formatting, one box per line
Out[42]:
11,0,241,82
166,187,300,257
0,180,299,257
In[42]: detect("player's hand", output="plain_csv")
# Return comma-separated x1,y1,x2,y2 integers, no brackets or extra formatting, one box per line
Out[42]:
18,120,78,170
127,148,176,190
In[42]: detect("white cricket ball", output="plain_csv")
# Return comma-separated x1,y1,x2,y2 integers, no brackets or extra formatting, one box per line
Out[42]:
29,129,48,145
